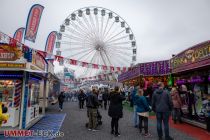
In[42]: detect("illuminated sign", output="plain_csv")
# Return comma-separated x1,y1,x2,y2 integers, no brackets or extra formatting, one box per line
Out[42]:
171,41,210,73
118,60,170,82
0,63,25,68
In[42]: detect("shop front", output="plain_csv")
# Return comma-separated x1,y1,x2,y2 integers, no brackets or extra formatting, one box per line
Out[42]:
0,42,48,130
171,40,210,131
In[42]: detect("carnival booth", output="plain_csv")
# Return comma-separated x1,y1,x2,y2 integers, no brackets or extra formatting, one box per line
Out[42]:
118,60,170,87
39,61,60,108
170,40,210,131
0,41,48,130
118,64,142,86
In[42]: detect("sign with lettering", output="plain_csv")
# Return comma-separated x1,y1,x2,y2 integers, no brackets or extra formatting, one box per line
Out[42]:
0,63,25,68
0,44,23,61
118,60,170,82
171,41,210,73
32,50,46,71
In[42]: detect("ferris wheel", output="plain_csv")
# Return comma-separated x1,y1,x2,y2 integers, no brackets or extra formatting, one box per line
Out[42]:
56,6,137,78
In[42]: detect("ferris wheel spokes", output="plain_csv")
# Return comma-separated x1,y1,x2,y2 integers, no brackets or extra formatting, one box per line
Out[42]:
66,48,95,58
65,25,95,44
77,49,96,61
75,17,97,41
102,20,116,41
104,31,127,44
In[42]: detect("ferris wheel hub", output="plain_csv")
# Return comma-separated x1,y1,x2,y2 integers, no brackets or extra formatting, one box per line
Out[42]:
95,42,105,51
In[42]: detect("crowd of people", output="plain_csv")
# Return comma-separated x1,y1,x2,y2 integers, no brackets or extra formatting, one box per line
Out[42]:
57,81,192,140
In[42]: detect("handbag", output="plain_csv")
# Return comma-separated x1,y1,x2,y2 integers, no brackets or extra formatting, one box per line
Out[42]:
181,105,189,114
137,112,149,117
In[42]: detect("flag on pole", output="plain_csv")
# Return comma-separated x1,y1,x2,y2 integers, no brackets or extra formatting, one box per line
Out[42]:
45,31,57,54
13,27,25,42
24,4,44,42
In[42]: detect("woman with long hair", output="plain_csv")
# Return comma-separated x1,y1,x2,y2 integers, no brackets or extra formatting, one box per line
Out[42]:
136,88,152,137
171,87,182,124
108,86,125,137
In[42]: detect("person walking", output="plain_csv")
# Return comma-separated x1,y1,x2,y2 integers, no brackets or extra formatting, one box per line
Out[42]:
58,92,65,111
136,88,152,137
78,89,86,109
171,87,182,124
98,89,103,108
102,88,109,110
86,88,99,131
132,85,139,127
108,86,125,137
152,82,173,140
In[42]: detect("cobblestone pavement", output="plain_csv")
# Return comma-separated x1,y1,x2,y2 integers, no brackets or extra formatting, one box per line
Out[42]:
47,101,196,140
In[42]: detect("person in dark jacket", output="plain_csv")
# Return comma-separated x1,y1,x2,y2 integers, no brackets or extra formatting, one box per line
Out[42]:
86,88,99,131
181,85,195,119
145,83,154,106
152,82,173,140
108,86,125,137
136,88,152,137
78,89,86,109
58,92,65,111
102,89,109,110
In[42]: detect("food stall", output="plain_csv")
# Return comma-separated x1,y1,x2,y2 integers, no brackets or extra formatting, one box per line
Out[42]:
170,40,210,131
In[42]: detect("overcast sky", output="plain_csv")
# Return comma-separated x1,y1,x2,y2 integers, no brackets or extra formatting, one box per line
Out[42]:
0,0,210,75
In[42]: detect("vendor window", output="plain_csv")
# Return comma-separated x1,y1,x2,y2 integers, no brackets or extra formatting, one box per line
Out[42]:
0,80,21,107
28,80,40,107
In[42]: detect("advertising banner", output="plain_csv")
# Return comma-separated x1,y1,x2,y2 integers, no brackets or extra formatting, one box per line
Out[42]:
13,27,25,42
45,31,57,54
24,4,44,42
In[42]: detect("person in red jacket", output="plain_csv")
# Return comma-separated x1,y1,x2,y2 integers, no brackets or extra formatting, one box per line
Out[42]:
171,87,182,124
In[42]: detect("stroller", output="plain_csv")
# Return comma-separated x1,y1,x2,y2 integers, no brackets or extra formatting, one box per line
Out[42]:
85,110,102,127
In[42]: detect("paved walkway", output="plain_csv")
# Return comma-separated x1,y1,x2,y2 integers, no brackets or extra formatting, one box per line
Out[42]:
47,101,196,140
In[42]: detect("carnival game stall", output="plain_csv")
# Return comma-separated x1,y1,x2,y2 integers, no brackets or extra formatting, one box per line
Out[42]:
118,64,141,86
0,43,26,129
170,40,210,131
118,60,170,87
